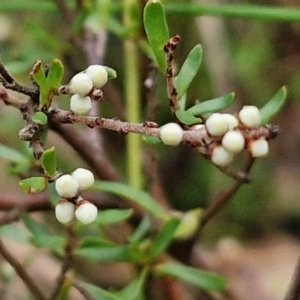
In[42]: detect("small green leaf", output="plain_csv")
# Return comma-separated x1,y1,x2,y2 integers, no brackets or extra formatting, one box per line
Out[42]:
144,0,169,73
149,218,180,260
31,60,48,105
41,146,57,177
19,177,47,194
93,181,165,219
260,86,287,125
179,94,187,110
76,240,129,262
0,224,29,244
187,92,235,116
31,60,47,87
32,234,65,256
32,111,48,125
104,66,117,79
96,209,133,225
175,44,202,99
85,283,122,300
0,144,31,174
120,267,149,300
129,215,151,244
46,58,64,90
175,110,201,125
22,215,49,236
155,262,227,292
174,209,202,241
142,135,162,145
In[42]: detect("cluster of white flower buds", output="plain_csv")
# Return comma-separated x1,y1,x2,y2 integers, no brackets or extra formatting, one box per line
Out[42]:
207,106,269,166
54,168,98,225
68,65,108,115
159,106,270,167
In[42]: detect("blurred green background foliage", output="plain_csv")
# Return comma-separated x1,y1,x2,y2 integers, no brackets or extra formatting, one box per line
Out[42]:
1,0,300,244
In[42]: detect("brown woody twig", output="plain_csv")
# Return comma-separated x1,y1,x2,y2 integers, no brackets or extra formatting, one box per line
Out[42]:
0,238,47,300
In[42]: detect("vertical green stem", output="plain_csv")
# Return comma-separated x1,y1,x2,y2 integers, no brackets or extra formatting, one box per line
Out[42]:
123,0,142,189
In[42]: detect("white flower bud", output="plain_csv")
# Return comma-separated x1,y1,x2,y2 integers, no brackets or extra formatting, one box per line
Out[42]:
55,200,75,224
211,145,234,166
160,123,183,146
71,168,95,191
55,174,79,198
239,106,261,128
75,200,98,224
222,113,239,130
248,138,269,158
85,65,108,88
222,130,245,153
69,73,93,96
205,113,228,136
70,94,93,115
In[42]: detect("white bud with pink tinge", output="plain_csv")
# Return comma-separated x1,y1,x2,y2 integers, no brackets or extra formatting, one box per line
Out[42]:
75,200,98,224
248,138,269,158
211,145,234,166
55,200,75,224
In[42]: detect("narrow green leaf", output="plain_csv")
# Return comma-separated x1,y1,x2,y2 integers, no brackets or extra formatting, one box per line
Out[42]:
260,86,287,125
56,279,72,300
85,283,122,300
76,245,129,262
104,66,117,79
92,181,165,219
22,215,49,236
144,0,169,73
47,58,64,90
0,224,29,244
142,135,162,145
32,111,48,125
41,147,57,177
77,238,130,262
149,218,180,260
129,215,151,244
31,60,48,105
31,60,47,87
120,267,149,300
19,176,47,194
155,262,227,292
175,110,201,125
96,209,133,225
31,234,65,256
0,144,31,172
179,94,187,110
175,45,202,99
187,92,235,116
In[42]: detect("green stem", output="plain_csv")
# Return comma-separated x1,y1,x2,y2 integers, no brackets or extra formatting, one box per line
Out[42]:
123,0,142,189
164,3,300,22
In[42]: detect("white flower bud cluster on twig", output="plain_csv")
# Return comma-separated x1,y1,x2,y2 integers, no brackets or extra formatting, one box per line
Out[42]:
202,106,269,166
68,65,108,115
55,168,97,225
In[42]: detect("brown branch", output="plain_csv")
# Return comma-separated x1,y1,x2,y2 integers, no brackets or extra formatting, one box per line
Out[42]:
0,238,47,300
284,256,300,300
0,83,27,109
164,35,181,113
50,224,75,300
201,156,255,227
0,192,50,211
48,118,121,181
